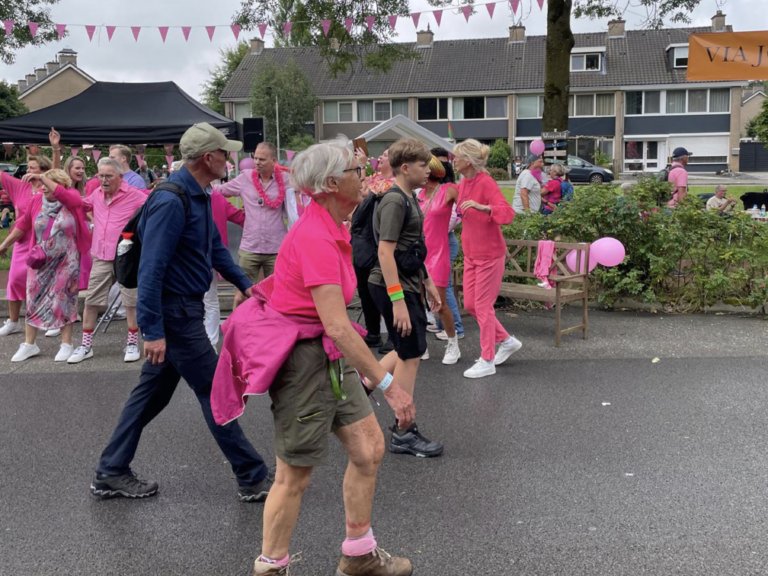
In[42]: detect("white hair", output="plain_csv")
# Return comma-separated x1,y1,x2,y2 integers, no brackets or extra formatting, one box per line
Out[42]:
289,138,354,196
97,157,123,173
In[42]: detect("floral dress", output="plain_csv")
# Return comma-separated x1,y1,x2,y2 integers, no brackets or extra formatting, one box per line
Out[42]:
25,205,80,330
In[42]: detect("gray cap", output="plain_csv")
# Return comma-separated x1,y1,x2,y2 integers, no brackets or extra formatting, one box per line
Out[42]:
526,153,542,166
179,122,242,159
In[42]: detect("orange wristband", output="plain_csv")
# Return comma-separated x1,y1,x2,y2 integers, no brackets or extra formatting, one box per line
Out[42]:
386,283,403,295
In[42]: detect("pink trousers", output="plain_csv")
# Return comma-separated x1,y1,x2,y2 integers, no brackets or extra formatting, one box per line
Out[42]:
463,256,509,361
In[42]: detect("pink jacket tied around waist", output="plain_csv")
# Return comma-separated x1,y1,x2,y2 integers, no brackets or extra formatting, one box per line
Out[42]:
211,275,366,425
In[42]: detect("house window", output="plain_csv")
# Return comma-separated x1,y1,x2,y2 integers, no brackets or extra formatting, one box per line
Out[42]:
688,90,707,113
625,92,642,115
357,101,373,122
571,53,601,71
666,90,686,114
392,99,409,117
323,101,339,123
625,91,660,115
517,95,542,118
374,101,391,122
644,91,661,114
595,94,614,116
338,102,354,122
486,96,507,118
709,89,730,112
417,97,448,120
575,94,594,116
673,46,689,68
453,96,485,119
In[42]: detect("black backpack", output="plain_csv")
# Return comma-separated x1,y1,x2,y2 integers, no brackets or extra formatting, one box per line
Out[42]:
114,182,188,289
351,188,411,270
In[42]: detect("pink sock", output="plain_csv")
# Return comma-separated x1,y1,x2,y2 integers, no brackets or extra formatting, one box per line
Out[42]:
82,330,94,348
342,528,377,557
257,554,290,567
127,328,139,346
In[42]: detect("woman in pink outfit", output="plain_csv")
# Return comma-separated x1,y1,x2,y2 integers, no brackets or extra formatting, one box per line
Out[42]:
453,139,519,379
0,155,52,337
418,155,460,365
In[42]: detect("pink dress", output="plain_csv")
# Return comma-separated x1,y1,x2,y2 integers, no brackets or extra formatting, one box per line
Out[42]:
418,184,453,288
1,173,39,301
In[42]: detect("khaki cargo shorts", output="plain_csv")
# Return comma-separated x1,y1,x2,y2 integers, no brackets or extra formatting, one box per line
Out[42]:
84,257,137,307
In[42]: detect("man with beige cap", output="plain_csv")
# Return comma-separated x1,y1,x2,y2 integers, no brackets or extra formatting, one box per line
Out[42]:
90,123,272,502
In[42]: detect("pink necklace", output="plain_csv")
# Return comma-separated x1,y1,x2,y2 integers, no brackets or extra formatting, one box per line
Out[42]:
251,169,286,209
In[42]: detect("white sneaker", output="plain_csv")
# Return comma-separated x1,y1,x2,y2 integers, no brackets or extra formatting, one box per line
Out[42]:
124,343,140,362
426,323,441,333
54,343,74,362
11,342,40,362
45,328,61,337
435,330,465,341
0,319,22,336
421,348,430,361
67,345,93,364
463,358,496,379
442,339,461,365
493,336,522,366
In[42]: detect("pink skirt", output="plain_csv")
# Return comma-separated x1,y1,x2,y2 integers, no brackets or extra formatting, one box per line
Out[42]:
6,240,30,301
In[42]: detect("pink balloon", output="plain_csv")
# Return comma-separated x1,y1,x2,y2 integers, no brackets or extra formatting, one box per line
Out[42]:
239,157,255,170
530,139,546,156
590,237,626,267
565,249,597,274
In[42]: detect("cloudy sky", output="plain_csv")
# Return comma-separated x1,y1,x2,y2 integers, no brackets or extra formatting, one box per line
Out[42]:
2,0,758,102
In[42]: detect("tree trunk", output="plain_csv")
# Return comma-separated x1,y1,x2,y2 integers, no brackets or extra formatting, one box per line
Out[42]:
542,0,575,133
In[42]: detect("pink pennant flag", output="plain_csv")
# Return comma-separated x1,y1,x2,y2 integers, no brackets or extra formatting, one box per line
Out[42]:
344,17,353,33
131,26,141,41
55,23,66,39
181,26,192,41
91,149,101,162
285,150,296,162
70,147,80,157
283,21,293,36
206,26,215,41
510,0,520,14
85,25,96,41
257,22,268,38
3,20,13,36
231,24,241,40
370,157,379,171
388,15,398,31
536,0,544,8
3,143,14,156
365,16,375,32
433,10,443,27
136,153,144,165
157,26,169,42
106,25,116,40
461,5,472,22
229,150,238,162
411,12,420,28
165,155,174,168
486,3,496,18
28,22,38,37
164,144,175,155
321,19,331,36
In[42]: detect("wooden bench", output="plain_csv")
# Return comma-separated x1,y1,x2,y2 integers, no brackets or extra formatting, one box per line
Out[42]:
498,239,590,346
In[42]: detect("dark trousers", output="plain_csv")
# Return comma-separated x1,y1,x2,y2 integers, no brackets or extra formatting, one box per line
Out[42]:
354,265,382,339
96,294,268,487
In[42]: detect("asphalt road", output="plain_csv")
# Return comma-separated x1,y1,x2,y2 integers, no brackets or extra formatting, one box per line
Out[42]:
2,308,768,576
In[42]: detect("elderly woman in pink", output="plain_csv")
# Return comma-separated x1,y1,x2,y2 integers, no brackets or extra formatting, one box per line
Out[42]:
0,155,53,337
0,169,91,362
453,139,519,379
212,139,415,576
418,155,460,365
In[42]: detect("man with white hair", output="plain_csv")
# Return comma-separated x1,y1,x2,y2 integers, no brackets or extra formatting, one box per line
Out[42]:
706,185,737,213
108,144,146,189
89,122,271,502
68,158,148,364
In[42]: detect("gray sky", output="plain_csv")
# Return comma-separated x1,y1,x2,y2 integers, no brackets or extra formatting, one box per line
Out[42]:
2,0,758,103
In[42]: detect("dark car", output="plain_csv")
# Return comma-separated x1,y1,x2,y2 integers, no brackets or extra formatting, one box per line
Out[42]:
13,163,27,179
566,155,614,184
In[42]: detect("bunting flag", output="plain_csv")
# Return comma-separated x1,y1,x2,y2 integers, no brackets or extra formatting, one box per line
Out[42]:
3,20,13,36
433,10,442,27
91,149,101,162
411,12,420,28
70,146,79,157
163,144,175,155
85,25,96,41
135,144,146,154
131,26,141,41
205,25,215,41
55,23,66,39
283,21,293,35
136,153,144,165
28,22,38,37
486,3,496,18
344,17,353,33
4,143,15,157
285,150,296,161
181,26,192,41
106,25,116,40
165,155,174,168
388,15,398,31
365,15,375,32
258,22,268,38
231,24,241,40
461,5,472,22
229,150,238,163
448,122,454,140
537,0,545,8
158,26,169,42
321,19,331,36
510,0,521,14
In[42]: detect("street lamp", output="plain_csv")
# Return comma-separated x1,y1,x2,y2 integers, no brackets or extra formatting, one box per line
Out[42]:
266,85,280,160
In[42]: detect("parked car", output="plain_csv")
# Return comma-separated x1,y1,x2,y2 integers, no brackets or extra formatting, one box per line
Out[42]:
13,164,27,179
0,163,16,174
566,155,614,184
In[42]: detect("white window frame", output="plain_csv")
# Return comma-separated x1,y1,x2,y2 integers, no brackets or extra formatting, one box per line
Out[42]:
517,94,544,119
417,97,448,121
324,100,357,123
570,47,605,72
484,96,508,119
373,100,392,122
625,89,730,117
669,44,689,69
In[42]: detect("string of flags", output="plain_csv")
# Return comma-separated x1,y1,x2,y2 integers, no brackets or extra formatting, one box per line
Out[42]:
1,0,544,44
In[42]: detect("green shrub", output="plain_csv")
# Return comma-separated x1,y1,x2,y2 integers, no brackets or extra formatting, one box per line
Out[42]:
488,139,511,171
487,167,509,181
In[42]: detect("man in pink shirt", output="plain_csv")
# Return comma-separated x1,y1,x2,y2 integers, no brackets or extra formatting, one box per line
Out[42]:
68,158,148,364
215,142,298,283
667,146,691,208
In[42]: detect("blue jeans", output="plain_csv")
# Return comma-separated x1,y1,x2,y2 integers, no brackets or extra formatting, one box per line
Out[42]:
96,294,268,487
436,232,464,335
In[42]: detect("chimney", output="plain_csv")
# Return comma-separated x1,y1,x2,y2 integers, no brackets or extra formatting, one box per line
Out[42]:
711,10,726,32
46,61,60,74
509,25,526,43
58,48,77,66
26,73,37,87
607,18,625,38
416,27,434,47
35,67,47,81
18,79,27,92
250,38,264,55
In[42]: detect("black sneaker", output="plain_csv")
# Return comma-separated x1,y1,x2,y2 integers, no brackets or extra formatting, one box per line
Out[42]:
238,470,274,503
378,339,394,354
364,334,382,348
90,472,158,499
389,424,443,458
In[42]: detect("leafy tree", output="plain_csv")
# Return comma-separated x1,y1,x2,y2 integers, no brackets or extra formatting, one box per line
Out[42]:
750,96,768,146
285,133,315,153
250,59,318,146
201,41,250,115
1,1,59,64
0,81,28,120
488,139,511,171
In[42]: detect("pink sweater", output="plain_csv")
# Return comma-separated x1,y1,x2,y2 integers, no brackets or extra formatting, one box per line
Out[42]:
211,190,245,248
457,171,515,260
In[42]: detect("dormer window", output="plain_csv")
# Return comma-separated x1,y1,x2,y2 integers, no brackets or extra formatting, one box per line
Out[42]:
570,47,605,72
668,44,689,68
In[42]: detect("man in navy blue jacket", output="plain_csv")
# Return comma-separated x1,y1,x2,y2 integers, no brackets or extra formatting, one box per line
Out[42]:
90,123,271,502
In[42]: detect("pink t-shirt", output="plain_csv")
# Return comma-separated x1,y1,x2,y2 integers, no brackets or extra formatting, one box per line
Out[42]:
270,200,356,319
418,184,454,288
667,162,688,207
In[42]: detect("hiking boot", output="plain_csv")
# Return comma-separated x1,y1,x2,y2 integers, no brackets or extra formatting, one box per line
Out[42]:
389,424,443,458
336,547,413,576
90,472,158,499
463,358,496,379
493,336,522,366
67,345,93,364
0,319,22,336
11,342,40,362
442,339,461,365
435,330,464,341
238,471,274,503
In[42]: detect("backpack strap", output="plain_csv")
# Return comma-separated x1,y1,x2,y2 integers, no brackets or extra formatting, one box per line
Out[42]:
150,181,189,215
373,187,412,245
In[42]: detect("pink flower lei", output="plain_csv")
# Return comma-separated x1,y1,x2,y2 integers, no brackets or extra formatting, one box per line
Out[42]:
251,168,286,209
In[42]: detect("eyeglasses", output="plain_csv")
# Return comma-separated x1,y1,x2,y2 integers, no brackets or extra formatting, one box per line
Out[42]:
98,174,117,180
343,166,363,178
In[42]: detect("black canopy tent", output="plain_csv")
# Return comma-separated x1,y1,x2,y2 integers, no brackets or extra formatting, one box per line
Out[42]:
0,81,238,144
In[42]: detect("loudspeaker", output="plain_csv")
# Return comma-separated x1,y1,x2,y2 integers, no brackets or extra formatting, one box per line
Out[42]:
243,117,265,153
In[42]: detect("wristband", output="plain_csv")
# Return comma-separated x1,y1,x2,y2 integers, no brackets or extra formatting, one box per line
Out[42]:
377,372,393,392
386,283,403,295
388,290,405,302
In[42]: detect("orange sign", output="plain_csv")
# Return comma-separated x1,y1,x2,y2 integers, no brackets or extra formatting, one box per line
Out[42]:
688,32,768,80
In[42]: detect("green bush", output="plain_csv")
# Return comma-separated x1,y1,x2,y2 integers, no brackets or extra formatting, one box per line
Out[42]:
500,179,768,311
488,139,511,171
487,167,509,181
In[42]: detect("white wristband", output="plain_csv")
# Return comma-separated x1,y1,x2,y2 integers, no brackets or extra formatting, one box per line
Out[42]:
377,372,393,392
